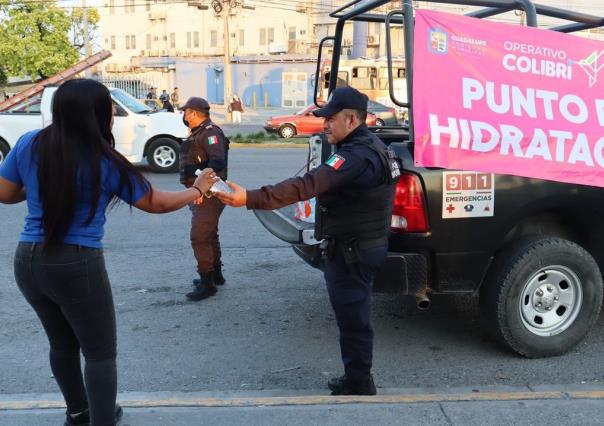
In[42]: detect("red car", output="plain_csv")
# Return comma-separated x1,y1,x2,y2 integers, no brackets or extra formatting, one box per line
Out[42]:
264,105,377,138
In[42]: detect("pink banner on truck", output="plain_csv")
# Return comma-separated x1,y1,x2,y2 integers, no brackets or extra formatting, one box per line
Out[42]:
413,10,604,187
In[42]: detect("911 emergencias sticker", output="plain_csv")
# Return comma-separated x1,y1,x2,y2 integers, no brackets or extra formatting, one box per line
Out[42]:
442,171,494,219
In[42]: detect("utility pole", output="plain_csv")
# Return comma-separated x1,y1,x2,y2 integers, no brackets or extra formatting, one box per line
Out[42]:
82,0,92,76
306,0,312,54
223,2,232,121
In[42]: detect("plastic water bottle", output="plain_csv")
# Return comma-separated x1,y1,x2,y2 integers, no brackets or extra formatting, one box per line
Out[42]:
195,169,235,194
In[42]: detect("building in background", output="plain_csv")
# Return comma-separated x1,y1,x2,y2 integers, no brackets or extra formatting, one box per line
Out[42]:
98,0,604,106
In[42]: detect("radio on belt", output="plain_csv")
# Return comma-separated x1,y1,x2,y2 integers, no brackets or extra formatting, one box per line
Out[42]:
195,169,235,194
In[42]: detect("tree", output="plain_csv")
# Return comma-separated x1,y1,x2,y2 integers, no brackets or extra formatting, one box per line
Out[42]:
0,1,79,79
70,7,100,55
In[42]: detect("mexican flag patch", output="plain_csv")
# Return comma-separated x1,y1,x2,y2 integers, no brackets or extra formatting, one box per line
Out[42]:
208,135,218,145
326,154,345,170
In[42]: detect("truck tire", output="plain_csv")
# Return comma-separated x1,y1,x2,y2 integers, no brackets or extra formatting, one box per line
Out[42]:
146,138,180,173
480,237,602,358
0,139,9,165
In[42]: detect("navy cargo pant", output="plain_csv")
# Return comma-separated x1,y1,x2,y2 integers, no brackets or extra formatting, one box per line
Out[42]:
324,244,387,382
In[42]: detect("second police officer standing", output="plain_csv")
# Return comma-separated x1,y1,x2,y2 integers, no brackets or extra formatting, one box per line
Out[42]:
179,97,229,301
216,87,400,395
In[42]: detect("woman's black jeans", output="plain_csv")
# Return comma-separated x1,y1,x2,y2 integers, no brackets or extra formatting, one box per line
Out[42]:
14,242,118,425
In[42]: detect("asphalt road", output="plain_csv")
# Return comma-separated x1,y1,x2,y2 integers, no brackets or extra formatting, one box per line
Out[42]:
2,146,604,398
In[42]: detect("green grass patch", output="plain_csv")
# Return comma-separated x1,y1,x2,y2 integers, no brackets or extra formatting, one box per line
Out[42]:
227,131,307,144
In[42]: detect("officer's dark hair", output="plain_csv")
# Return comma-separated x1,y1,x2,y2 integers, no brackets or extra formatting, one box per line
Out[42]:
34,78,151,247
347,109,367,123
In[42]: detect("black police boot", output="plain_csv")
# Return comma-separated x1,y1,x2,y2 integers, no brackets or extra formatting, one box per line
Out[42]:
192,263,226,286
213,263,226,286
186,273,217,301
328,374,376,396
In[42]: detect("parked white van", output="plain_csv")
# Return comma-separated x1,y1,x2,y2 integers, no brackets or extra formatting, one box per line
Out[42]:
0,86,188,173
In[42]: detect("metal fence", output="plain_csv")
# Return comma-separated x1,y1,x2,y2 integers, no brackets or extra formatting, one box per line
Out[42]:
94,74,159,99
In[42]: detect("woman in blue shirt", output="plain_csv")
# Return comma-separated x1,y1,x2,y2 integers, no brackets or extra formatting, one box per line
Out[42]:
0,79,216,426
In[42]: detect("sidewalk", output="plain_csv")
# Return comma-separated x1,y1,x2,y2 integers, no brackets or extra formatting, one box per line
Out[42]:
3,384,604,425
209,104,296,127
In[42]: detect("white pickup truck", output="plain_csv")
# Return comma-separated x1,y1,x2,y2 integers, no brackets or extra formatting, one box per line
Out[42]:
0,86,188,173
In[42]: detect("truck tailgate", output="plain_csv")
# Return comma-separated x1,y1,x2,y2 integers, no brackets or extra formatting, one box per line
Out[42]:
253,204,319,245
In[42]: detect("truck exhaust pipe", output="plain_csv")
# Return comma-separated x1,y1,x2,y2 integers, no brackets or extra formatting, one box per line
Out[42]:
415,290,430,310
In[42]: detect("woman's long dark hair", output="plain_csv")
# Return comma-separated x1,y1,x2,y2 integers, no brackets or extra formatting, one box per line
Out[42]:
35,79,151,246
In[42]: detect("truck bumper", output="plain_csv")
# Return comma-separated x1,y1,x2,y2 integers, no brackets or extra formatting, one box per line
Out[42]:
292,244,428,296
373,252,428,295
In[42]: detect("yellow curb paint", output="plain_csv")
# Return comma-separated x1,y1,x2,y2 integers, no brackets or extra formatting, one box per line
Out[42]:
4,390,604,411
568,391,604,399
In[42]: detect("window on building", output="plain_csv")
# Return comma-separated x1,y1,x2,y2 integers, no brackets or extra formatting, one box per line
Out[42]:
194,31,199,48
239,29,244,46
288,26,296,41
324,71,349,89
259,28,266,45
130,35,136,49
268,27,274,43
351,66,377,90
210,30,217,47
125,35,130,50
186,32,191,48
145,0,151,11
170,33,176,48
109,0,114,15
110,36,116,50
125,0,135,13
146,34,152,49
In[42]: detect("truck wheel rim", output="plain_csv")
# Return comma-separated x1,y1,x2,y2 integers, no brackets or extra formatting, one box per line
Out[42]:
519,265,583,337
153,146,176,168
281,127,294,138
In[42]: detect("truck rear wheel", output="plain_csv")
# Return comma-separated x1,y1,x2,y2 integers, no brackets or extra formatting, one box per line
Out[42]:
480,237,602,358
146,138,180,173
0,139,9,165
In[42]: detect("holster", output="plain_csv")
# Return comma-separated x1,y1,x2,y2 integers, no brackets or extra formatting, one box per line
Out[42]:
320,238,361,265
339,238,361,265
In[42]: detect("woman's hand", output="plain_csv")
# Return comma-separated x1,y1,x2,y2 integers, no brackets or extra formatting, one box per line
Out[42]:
193,168,218,194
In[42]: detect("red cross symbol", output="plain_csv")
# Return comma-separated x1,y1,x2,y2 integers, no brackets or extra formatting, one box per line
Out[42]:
446,204,455,214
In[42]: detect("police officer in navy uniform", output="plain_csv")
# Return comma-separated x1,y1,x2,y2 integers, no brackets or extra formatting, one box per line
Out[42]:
179,97,229,301
215,86,400,395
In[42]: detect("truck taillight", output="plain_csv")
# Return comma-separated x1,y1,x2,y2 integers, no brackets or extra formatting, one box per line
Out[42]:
391,173,429,233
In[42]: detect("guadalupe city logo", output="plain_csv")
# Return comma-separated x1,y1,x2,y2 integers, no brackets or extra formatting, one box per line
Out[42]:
428,28,487,57
428,29,448,54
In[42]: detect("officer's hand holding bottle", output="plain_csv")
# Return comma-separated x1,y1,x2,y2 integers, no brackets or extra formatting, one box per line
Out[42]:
214,181,247,207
